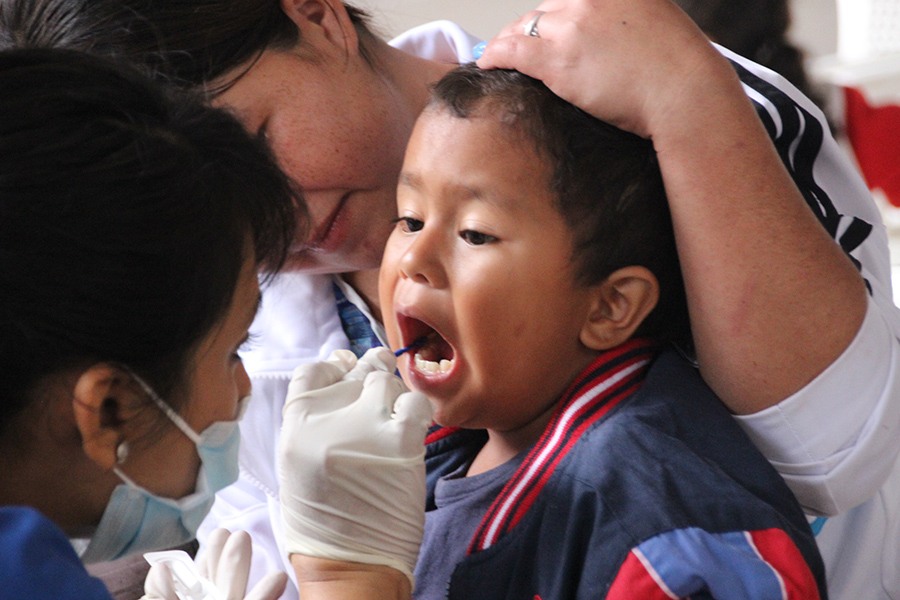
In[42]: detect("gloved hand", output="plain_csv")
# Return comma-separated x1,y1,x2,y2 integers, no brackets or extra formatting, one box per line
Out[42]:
278,347,433,586
141,529,288,600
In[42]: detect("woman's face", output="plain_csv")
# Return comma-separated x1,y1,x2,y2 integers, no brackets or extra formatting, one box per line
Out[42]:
215,48,417,275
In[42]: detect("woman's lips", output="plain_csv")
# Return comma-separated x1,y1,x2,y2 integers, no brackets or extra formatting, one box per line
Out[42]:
304,194,350,251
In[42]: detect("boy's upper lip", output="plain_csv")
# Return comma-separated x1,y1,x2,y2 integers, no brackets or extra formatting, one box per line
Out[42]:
393,300,451,350
395,306,436,348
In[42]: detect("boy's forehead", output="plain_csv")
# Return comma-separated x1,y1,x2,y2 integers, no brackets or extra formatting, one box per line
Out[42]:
414,105,529,158
403,111,554,213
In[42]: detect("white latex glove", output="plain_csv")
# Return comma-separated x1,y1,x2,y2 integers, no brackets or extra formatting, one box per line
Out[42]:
278,347,433,586
141,529,288,600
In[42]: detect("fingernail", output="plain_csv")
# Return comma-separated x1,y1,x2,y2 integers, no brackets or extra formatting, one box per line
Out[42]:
472,41,486,60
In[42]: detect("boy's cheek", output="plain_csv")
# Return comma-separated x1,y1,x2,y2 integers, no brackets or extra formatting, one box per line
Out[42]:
377,262,399,329
377,289,402,351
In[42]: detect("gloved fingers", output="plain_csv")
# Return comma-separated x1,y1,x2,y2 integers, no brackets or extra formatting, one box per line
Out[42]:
283,378,365,424
142,563,177,600
196,527,230,581
359,370,408,417
343,346,396,381
215,529,252,600
287,349,357,396
393,390,434,430
244,571,289,600
358,346,398,374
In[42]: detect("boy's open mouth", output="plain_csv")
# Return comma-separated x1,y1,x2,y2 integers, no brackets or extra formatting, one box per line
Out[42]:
397,315,456,375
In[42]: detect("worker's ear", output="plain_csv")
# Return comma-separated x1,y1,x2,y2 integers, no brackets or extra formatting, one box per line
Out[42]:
280,0,359,58
580,266,659,350
71,365,145,471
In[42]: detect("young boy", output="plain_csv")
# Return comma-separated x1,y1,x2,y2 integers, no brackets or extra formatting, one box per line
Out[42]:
378,65,827,599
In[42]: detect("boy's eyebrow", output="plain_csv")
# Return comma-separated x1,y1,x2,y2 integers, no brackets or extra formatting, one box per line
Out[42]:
398,171,422,190
398,170,516,209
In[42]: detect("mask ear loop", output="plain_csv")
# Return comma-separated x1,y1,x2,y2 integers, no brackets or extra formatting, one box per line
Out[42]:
119,366,202,445
110,367,204,492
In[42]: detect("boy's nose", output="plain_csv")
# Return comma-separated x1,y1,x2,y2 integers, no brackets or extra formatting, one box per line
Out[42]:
398,228,447,288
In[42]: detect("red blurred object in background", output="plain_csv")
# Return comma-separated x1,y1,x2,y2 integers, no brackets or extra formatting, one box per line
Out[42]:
844,86,900,207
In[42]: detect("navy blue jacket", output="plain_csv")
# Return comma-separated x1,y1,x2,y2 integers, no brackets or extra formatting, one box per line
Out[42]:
424,343,826,599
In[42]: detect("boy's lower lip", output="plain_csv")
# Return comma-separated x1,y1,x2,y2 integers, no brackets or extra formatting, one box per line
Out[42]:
406,367,454,393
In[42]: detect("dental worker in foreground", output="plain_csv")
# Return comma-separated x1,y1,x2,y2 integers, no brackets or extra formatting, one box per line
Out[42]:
0,48,431,600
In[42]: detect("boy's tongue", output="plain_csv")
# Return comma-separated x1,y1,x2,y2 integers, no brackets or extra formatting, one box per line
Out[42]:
416,331,454,362
413,331,456,374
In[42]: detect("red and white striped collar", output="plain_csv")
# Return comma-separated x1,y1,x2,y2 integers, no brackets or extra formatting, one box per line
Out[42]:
468,338,660,554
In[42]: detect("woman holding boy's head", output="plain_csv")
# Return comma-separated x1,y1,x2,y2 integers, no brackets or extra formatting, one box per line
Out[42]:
0,48,425,600
0,0,880,420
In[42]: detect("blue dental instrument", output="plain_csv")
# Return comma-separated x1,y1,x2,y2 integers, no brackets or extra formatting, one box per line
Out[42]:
394,337,426,357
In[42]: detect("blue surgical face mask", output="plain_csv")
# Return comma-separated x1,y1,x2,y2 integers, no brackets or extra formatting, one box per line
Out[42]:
80,370,249,564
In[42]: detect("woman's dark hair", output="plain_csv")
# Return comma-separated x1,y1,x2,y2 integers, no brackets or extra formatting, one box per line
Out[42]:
0,0,376,92
0,48,301,432
673,0,828,114
429,65,691,350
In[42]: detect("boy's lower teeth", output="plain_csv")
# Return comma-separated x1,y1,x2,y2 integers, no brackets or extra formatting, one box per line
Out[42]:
414,352,454,374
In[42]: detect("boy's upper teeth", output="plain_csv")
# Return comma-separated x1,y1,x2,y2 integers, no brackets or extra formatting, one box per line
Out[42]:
414,353,454,374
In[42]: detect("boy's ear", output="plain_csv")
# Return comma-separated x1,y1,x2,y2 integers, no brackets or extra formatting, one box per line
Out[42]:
71,365,143,471
280,0,359,57
580,266,660,351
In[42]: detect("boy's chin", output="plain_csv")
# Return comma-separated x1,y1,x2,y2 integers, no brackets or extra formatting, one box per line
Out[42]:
429,403,463,429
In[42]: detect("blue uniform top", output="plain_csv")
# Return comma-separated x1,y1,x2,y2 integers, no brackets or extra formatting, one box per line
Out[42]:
0,506,112,600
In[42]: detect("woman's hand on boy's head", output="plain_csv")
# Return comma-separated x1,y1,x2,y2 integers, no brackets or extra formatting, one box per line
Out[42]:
477,0,730,138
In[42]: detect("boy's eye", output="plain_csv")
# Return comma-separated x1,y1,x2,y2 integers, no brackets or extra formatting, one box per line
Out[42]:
460,230,497,246
396,216,424,233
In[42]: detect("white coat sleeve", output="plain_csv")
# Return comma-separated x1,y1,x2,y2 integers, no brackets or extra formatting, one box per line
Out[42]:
735,294,900,515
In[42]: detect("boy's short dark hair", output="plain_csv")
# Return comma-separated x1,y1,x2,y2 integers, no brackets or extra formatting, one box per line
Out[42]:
429,64,691,349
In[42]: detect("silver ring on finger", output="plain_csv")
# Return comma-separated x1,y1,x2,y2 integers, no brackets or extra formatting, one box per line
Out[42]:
523,11,545,38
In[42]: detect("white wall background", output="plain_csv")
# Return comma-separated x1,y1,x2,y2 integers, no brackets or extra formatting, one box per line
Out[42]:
791,0,838,57
353,0,840,61
353,1,534,41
